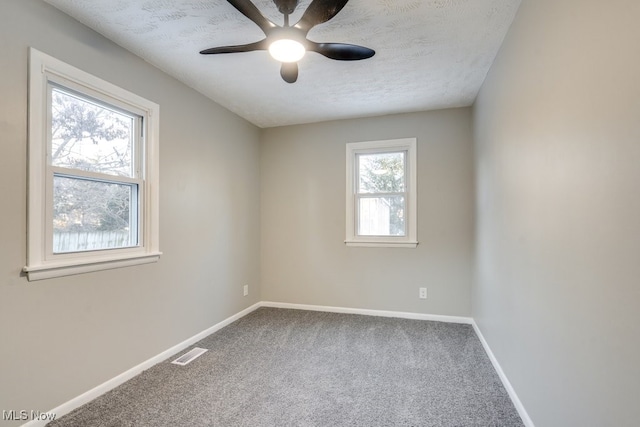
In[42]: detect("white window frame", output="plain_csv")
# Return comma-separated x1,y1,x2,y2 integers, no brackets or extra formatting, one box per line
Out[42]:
24,48,161,281
345,138,418,248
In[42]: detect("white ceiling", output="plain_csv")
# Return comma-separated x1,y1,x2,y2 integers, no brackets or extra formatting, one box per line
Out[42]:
44,0,521,128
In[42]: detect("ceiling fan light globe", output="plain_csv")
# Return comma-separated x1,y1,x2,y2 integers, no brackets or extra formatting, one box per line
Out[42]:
269,39,306,63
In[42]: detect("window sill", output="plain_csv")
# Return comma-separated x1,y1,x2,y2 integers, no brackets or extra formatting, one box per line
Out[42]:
23,252,162,281
345,240,418,248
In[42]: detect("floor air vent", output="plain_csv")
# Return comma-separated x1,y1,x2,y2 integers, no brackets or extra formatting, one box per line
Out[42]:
171,347,208,366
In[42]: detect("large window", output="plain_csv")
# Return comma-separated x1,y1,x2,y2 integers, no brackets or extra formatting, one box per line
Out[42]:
25,48,160,280
345,138,417,248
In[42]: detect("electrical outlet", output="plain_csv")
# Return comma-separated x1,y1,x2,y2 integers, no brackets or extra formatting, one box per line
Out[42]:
419,287,427,299
243,285,248,297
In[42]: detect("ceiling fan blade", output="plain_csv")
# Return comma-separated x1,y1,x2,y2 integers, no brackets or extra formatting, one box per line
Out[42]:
227,0,277,35
280,62,298,83
200,40,268,55
307,42,375,60
294,0,349,33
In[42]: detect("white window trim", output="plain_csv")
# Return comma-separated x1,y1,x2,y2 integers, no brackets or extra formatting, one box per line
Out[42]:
345,138,418,248
24,48,161,281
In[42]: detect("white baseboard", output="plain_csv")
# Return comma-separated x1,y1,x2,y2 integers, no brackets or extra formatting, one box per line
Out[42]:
260,301,473,324
472,321,535,427
25,301,531,427
22,302,262,427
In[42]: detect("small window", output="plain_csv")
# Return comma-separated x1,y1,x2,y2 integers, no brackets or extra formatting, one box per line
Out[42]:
346,138,417,248
24,48,160,280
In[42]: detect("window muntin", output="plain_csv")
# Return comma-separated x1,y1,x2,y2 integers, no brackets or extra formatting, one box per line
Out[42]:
25,48,161,281
346,138,417,248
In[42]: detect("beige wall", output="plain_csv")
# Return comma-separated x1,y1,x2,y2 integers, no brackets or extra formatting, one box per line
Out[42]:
260,109,474,316
0,1,261,422
473,0,640,425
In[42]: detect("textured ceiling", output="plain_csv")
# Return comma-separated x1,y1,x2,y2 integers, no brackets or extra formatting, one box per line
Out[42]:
44,0,521,128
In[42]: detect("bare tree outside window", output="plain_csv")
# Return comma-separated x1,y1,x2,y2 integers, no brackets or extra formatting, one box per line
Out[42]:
50,87,139,252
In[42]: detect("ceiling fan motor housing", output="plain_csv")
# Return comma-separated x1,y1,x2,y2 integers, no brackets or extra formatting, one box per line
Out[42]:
275,0,298,15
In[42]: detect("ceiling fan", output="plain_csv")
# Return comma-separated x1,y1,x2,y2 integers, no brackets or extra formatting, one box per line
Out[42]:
200,0,375,83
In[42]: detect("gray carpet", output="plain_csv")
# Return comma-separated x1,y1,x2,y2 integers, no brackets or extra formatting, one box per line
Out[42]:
49,308,524,426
